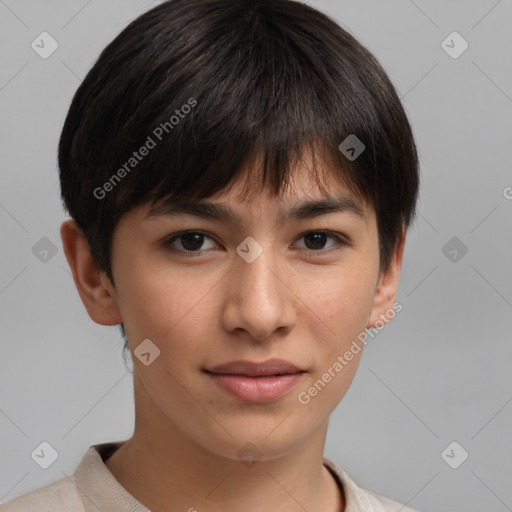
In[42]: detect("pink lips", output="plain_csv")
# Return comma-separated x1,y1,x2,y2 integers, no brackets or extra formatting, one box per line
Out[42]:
205,358,305,403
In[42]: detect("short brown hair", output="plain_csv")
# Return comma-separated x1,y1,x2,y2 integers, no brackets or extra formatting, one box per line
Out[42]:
59,0,420,335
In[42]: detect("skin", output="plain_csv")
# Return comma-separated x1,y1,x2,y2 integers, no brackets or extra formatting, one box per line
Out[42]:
60,155,406,512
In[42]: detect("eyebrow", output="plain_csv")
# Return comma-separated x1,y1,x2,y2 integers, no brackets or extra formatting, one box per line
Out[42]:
145,194,366,224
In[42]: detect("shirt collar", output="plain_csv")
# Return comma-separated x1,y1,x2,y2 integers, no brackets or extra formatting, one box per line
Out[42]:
73,441,149,512
73,441,369,512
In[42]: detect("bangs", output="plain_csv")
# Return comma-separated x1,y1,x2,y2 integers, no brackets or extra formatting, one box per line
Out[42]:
59,0,418,280
106,18,378,217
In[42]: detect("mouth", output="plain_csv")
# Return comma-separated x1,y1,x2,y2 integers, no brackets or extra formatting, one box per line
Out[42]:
204,359,306,403
205,358,305,377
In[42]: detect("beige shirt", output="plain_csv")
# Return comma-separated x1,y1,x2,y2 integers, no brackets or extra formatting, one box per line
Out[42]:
0,441,419,512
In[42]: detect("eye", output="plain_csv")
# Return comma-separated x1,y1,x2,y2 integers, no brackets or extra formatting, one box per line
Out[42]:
163,230,348,257
163,231,219,256
293,231,348,254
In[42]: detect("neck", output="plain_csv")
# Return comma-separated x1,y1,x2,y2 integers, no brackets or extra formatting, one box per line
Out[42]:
104,373,345,512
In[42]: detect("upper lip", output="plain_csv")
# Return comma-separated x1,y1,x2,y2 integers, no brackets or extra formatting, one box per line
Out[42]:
205,358,304,377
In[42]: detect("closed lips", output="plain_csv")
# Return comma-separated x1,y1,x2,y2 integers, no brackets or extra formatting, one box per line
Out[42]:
205,358,305,377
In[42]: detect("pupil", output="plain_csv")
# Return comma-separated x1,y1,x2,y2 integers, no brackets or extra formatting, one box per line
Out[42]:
182,233,203,251
305,232,326,250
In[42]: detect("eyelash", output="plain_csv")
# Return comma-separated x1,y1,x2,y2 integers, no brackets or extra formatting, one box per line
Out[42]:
162,230,349,258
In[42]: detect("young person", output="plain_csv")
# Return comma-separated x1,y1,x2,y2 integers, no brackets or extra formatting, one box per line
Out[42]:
1,0,421,510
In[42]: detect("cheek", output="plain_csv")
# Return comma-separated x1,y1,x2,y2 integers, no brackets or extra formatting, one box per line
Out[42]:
113,257,219,360
293,268,375,413
117,275,176,339
303,262,377,338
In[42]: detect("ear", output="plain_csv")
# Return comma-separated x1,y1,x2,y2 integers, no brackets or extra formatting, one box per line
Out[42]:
367,230,406,328
60,219,122,326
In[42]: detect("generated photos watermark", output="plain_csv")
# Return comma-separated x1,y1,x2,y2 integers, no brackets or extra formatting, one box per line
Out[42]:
93,97,197,200
297,301,403,405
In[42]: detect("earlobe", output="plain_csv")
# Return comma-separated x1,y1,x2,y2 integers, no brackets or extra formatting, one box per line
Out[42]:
60,219,122,326
367,231,406,329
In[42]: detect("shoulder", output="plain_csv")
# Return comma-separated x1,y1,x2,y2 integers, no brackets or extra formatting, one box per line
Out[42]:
0,475,85,512
323,457,421,512
363,488,419,512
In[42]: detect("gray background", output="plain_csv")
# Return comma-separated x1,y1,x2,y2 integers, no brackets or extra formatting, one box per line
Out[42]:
1,0,511,510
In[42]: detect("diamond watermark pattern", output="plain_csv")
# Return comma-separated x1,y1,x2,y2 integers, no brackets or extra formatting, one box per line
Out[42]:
338,134,365,161
31,441,59,469
237,442,262,468
442,236,468,263
31,32,59,59
32,236,58,263
236,236,263,263
441,31,468,59
134,338,161,366
441,441,469,469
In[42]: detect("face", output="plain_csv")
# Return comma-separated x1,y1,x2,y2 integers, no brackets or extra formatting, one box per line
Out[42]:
63,157,404,463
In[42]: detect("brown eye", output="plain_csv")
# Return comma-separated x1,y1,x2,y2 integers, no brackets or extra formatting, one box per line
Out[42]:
179,232,205,251
303,232,328,250
164,231,218,255
294,231,347,253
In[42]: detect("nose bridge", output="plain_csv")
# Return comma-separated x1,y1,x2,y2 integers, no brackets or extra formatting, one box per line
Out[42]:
222,239,296,339
238,240,282,305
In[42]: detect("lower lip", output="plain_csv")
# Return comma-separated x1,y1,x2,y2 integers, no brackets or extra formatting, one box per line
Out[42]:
206,372,304,403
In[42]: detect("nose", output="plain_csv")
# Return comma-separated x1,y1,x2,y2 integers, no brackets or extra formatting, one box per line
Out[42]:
221,246,297,342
